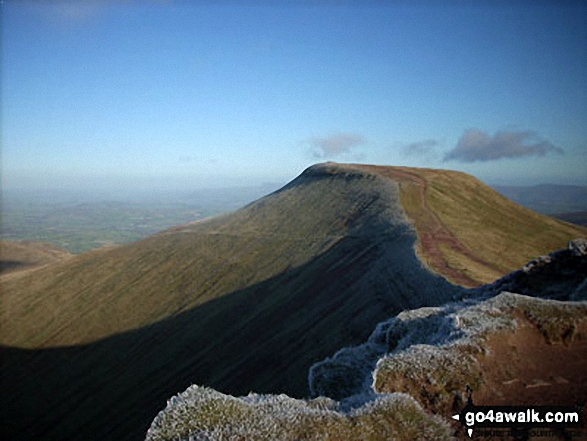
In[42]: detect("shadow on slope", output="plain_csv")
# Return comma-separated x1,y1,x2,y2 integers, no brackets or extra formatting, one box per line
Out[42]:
1,162,424,348
145,244,586,441
1,231,458,441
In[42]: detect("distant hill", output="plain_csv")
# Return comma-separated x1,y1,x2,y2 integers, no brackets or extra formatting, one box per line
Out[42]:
1,163,586,441
0,240,71,275
493,184,587,215
552,211,587,226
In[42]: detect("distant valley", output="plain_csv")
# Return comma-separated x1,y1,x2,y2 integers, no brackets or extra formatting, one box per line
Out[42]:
1,185,280,254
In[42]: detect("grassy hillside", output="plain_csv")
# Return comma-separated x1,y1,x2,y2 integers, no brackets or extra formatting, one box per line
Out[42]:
1,164,456,349
355,165,587,286
1,163,457,441
1,162,585,441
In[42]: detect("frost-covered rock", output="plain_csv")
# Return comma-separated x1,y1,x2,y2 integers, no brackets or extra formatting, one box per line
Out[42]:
145,386,453,441
476,237,587,301
148,292,586,440
308,294,517,404
569,237,587,256
372,292,587,416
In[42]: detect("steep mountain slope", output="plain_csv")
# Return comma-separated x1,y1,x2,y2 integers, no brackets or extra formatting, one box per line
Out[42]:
1,163,458,441
3,164,584,348
1,163,585,441
2,163,458,349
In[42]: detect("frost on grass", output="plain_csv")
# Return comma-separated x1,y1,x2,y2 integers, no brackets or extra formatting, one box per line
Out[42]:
308,297,506,403
309,289,586,416
372,292,587,414
146,385,453,441
146,293,586,441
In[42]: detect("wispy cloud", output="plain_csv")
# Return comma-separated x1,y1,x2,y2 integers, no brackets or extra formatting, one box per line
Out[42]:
401,139,439,157
444,129,564,162
309,133,365,159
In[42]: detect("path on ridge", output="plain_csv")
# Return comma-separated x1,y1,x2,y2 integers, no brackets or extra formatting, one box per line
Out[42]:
360,165,500,287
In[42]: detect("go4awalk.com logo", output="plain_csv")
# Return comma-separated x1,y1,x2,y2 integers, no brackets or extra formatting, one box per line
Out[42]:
452,387,584,438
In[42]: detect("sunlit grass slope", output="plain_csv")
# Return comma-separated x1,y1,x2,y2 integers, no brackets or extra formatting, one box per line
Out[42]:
4,163,583,349
355,165,587,286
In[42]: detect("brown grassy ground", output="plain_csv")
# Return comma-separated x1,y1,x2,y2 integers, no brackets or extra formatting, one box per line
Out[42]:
475,317,587,407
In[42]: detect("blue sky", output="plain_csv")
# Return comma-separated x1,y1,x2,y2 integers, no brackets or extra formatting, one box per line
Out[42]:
3,0,587,191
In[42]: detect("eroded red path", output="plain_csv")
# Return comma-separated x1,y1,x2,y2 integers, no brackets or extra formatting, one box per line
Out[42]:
357,165,500,287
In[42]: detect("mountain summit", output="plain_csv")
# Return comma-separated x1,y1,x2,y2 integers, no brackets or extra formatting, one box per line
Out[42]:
1,163,585,441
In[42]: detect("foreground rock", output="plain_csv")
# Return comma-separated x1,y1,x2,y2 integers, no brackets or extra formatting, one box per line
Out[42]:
148,242,587,440
146,388,452,441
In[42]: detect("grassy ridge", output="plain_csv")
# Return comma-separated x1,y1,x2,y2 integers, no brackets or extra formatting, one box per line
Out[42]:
1,164,422,348
356,165,587,285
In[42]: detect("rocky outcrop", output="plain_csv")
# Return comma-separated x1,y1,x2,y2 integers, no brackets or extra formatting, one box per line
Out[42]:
480,238,587,301
146,387,453,441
